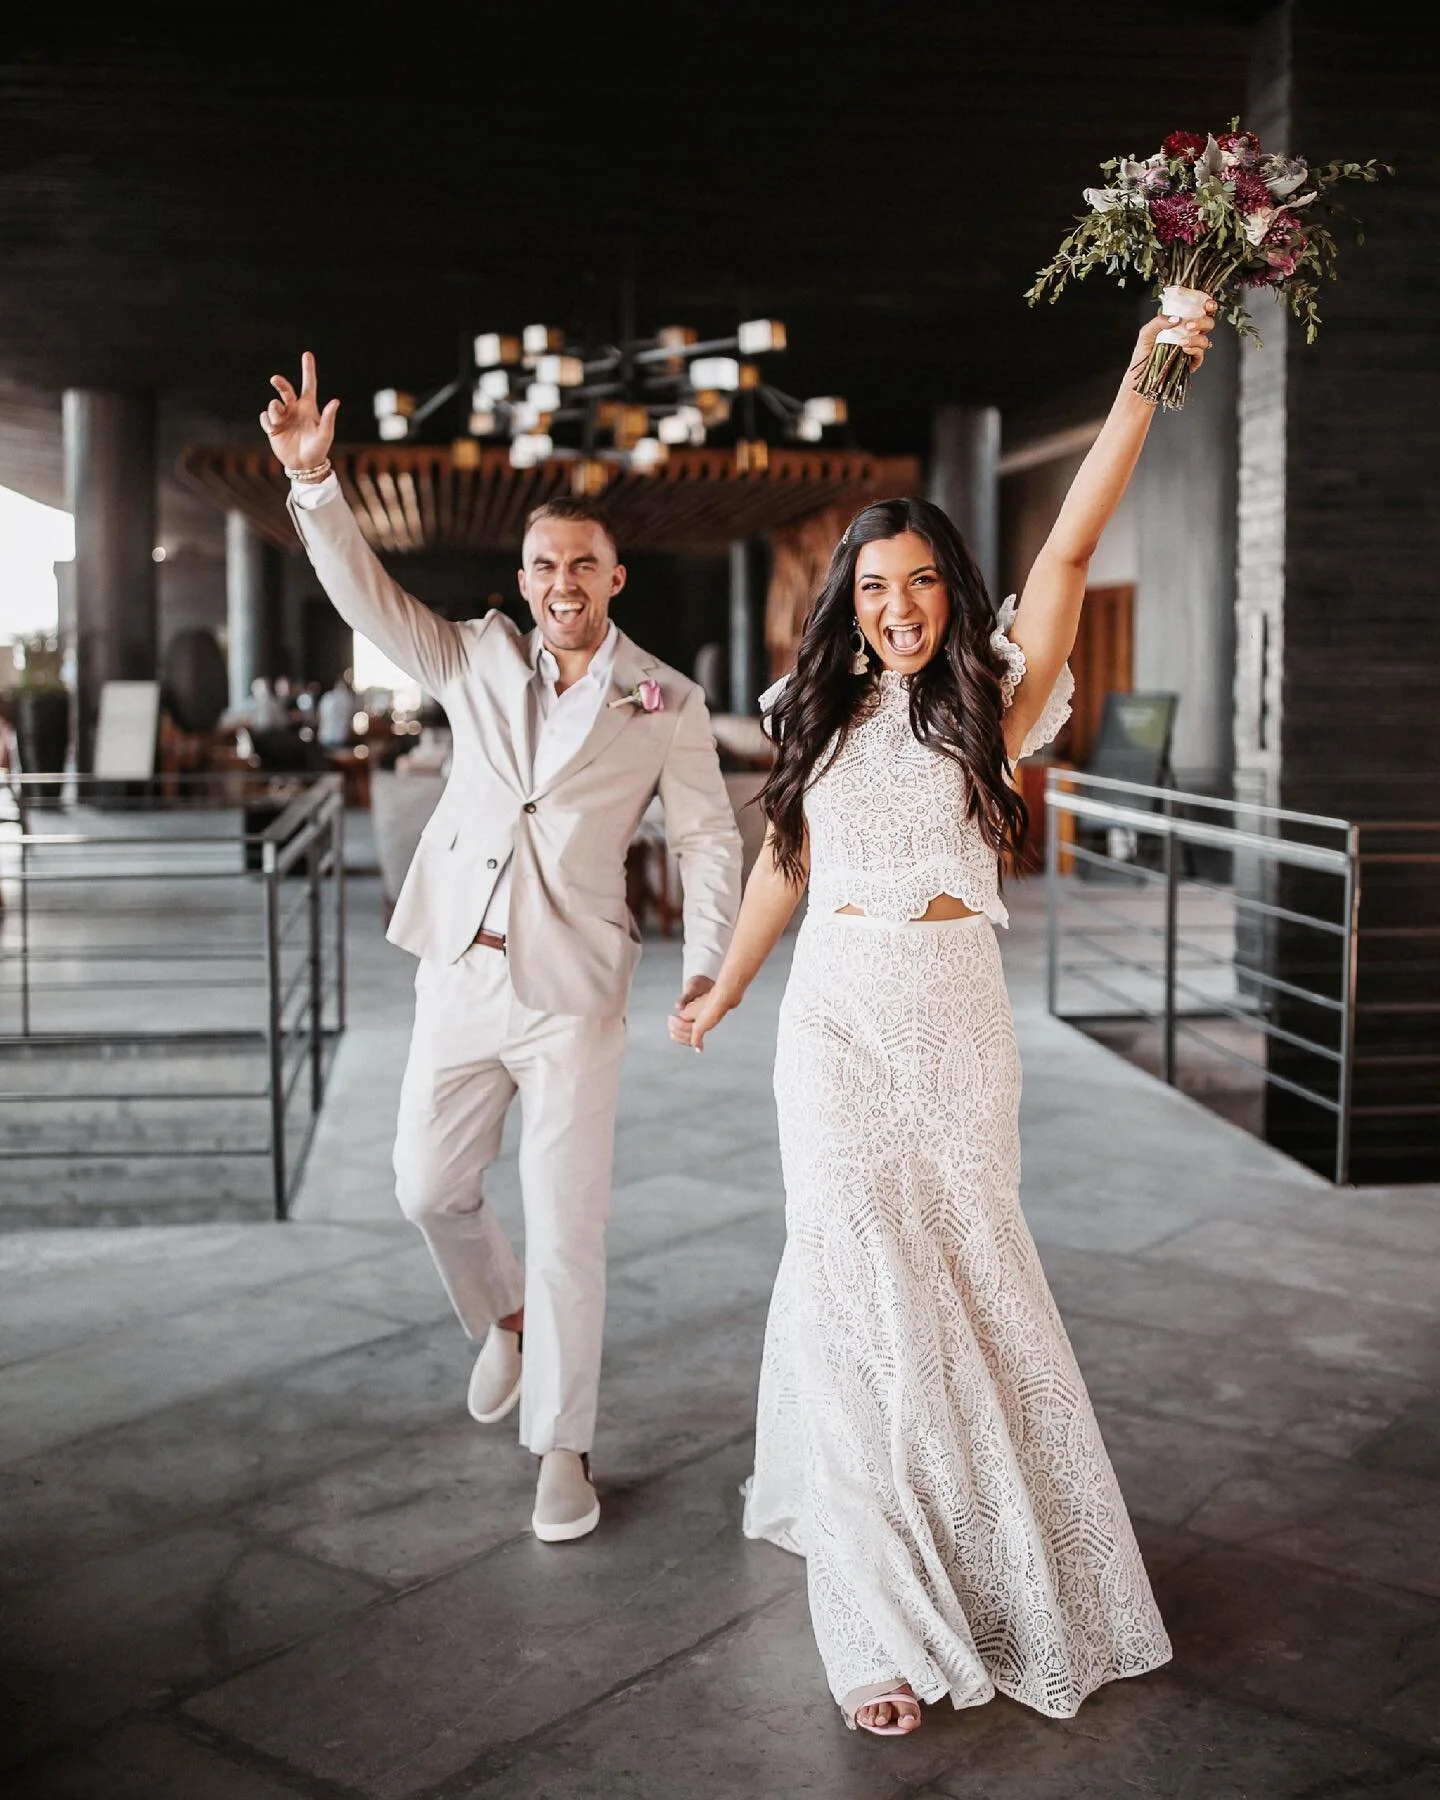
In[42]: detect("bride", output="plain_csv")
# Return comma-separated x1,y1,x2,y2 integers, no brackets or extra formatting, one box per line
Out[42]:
671,299,1216,1736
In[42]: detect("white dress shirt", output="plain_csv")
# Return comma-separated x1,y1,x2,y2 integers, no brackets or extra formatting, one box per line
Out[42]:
480,621,619,935
292,473,622,938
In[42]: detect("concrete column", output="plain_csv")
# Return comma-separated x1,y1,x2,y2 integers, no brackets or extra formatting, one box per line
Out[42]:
226,510,281,707
1236,2,1439,1181
62,390,157,772
927,404,1001,597
728,539,762,715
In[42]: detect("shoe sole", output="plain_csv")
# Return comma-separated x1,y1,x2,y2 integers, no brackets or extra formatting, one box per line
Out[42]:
468,1372,522,1426
531,1499,601,1543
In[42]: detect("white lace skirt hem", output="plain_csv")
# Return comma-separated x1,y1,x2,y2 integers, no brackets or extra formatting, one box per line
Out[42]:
749,911,1172,1717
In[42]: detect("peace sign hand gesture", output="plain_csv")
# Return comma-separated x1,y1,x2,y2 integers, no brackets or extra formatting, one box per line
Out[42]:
259,351,340,472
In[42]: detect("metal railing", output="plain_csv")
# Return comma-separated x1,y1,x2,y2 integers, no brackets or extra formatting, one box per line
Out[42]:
1044,770,1360,1183
0,773,346,1221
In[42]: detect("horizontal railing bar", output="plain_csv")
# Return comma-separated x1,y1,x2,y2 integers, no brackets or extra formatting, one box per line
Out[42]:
1063,927,1251,1008
1177,873,1347,937
0,946,265,963
1049,792,1353,873
1061,842,1169,886
5,869,254,885
1055,962,1168,1027
0,977,266,993
0,1088,271,1103
1171,936,1346,1013
1047,770,1353,833
1165,973,1342,1062
0,1145,273,1159
1169,1017,1342,1114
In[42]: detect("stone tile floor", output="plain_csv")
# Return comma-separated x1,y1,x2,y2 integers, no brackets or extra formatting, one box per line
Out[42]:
1,877,1437,1799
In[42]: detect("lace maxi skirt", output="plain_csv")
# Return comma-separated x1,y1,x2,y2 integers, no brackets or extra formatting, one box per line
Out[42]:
744,910,1172,1716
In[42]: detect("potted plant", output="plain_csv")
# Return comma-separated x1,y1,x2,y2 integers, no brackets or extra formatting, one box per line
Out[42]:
10,633,71,802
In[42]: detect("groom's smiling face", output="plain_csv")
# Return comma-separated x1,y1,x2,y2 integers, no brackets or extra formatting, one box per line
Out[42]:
519,519,627,659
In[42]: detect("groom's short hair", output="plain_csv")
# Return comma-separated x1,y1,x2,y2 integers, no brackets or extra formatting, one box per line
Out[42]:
523,496,619,559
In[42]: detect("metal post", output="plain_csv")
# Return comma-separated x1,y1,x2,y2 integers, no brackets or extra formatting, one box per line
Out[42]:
308,838,323,1115
1162,823,1179,1087
1045,786,1060,1016
19,827,31,1039
333,795,347,1034
262,843,287,1218
1334,827,1361,1185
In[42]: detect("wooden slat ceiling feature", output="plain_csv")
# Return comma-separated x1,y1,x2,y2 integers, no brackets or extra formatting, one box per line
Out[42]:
177,444,922,556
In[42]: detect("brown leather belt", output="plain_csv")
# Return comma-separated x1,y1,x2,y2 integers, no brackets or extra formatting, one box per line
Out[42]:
472,928,507,953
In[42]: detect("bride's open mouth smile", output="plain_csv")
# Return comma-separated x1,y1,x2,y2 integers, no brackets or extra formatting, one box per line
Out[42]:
882,621,925,655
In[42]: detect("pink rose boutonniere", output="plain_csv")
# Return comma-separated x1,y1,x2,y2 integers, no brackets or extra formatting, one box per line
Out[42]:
609,678,665,714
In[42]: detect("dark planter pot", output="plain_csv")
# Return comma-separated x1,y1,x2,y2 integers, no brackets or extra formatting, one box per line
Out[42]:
14,689,71,804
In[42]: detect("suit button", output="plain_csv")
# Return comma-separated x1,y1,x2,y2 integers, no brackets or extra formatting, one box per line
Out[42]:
486,858,498,869
523,802,537,813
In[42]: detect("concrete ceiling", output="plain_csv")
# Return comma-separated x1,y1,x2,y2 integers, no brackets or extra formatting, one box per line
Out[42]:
0,3,1280,518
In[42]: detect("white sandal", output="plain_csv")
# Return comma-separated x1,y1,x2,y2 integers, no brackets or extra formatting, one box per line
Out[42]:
842,1680,922,1736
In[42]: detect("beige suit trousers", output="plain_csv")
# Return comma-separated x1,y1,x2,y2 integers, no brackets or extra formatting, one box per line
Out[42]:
393,945,626,1455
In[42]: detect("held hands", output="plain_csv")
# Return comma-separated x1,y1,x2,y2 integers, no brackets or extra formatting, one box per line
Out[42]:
259,351,340,471
1134,294,1217,374
667,974,740,1053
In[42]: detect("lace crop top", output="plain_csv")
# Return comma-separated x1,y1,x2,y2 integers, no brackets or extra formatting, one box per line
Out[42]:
760,598,1074,928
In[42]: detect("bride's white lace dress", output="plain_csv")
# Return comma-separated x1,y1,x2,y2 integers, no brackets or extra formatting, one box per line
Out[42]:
743,606,1172,1717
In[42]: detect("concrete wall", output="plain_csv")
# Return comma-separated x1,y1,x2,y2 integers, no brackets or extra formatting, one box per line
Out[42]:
1000,327,1239,790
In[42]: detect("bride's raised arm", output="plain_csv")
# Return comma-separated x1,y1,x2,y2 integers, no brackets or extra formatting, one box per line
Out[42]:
1002,300,1216,759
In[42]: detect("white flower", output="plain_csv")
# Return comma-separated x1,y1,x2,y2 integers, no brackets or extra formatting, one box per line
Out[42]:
1262,156,1310,199
1083,186,1124,213
1197,135,1225,181
1243,206,1278,246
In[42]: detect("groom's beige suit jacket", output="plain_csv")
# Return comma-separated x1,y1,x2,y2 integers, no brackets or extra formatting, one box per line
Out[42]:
288,489,742,1017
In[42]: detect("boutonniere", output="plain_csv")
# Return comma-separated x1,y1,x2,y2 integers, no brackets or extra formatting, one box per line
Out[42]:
608,678,665,714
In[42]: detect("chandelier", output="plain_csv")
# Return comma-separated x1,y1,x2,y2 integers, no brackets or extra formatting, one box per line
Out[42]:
371,316,848,493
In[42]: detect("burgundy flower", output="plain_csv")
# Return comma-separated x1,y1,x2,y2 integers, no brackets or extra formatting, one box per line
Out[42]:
1232,171,1273,213
1162,131,1208,162
1218,129,1263,168
1149,194,1203,245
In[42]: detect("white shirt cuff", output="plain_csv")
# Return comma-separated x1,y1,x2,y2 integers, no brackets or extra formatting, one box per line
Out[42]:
289,472,342,510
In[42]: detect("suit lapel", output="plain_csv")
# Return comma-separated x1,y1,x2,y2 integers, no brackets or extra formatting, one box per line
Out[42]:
529,631,657,799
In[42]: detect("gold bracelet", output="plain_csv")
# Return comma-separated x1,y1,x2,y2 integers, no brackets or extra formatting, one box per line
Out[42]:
287,459,333,483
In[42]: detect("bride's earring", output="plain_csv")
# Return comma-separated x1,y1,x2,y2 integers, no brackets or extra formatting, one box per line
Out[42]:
850,618,871,676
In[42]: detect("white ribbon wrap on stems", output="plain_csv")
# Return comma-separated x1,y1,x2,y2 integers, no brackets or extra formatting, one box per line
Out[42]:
1155,284,1209,346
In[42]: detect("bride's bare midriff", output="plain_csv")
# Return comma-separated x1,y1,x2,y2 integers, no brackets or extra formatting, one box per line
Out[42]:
835,896,978,922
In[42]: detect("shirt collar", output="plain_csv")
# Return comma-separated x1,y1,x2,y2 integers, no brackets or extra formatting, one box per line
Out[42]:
534,620,620,690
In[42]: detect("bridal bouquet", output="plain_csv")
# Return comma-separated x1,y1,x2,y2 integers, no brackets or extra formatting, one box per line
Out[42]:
1026,121,1389,408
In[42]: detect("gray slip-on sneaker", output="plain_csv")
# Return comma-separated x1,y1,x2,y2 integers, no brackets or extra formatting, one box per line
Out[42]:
532,1449,600,1543
467,1325,523,1424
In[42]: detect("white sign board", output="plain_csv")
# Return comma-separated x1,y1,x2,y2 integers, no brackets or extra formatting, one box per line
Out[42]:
94,680,161,779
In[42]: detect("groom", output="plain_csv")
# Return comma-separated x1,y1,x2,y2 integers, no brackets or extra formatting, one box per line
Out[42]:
261,354,742,1543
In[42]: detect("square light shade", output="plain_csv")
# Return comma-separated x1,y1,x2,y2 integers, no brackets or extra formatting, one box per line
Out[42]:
452,438,482,470
523,324,564,355
378,414,411,441
474,333,521,368
511,402,553,433
611,404,651,450
738,319,786,355
468,409,499,436
656,325,698,350
794,414,823,442
526,381,562,412
694,391,731,428
373,388,415,420
535,354,586,387
571,458,611,497
803,395,848,426
657,406,704,445
478,369,511,402
690,356,741,391
509,433,554,469
629,437,669,472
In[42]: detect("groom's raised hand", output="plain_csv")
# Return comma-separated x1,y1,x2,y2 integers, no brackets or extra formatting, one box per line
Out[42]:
259,350,340,471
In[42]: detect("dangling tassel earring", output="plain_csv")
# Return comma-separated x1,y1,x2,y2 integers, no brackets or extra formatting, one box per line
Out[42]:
850,618,871,676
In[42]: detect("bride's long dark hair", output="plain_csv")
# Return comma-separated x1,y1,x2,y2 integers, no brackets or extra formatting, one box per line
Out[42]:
761,497,1028,883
